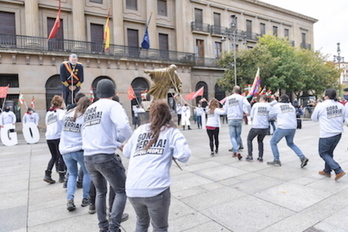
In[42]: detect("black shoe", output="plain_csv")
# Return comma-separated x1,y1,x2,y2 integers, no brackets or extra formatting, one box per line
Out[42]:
257,157,263,162
228,148,233,152
215,149,218,154
89,204,96,214
210,152,214,157
245,155,253,161
67,199,76,211
76,181,83,188
81,198,89,207
267,160,281,167
300,157,309,168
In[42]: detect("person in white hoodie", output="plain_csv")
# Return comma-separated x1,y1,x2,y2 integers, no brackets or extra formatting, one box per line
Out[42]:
44,95,66,184
59,96,91,211
82,79,132,232
311,89,346,181
267,94,309,168
223,86,251,159
123,100,191,232
205,98,225,156
246,95,271,162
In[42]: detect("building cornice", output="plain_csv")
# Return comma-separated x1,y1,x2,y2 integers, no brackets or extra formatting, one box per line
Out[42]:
249,0,318,23
0,0,23,5
190,0,209,6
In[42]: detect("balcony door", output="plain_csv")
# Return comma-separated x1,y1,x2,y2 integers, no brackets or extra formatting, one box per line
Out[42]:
195,39,204,65
47,17,64,50
127,29,139,57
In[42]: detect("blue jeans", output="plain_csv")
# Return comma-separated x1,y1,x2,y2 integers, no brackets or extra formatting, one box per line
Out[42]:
196,116,202,128
85,154,127,232
128,188,171,232
268,120,276,134
270,128,305,161
228,119,242,153
63,151,90,200
319,134,344,174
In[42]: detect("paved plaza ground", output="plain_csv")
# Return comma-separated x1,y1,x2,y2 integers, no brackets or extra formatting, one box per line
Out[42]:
1,120,348,232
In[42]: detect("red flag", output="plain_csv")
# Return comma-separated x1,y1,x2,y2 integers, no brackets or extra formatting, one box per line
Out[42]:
128,85,136,100
30,96,35,108
89,86,95,102
246,67,261,98
0,85,9,98
191,87,204,99
184,91,195,101
48,0,61,40
104,8,111,51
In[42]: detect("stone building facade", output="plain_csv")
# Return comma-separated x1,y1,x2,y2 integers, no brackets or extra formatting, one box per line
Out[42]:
0,0,317,128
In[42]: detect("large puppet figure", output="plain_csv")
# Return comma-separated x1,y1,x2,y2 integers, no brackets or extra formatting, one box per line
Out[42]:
60,54,84,105
144,64,182,100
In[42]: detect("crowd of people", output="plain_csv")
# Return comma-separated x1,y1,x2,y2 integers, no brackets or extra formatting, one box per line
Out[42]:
41,79,191,232
176,86,347,183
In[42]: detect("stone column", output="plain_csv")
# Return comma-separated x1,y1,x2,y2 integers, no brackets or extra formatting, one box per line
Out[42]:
72,0,86,51
112,0,124,53
25,0,40,47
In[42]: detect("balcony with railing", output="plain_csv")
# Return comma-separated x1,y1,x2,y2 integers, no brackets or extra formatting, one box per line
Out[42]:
300,42,311,50
195,57,219,67
0,34,196,64
191,22,211,34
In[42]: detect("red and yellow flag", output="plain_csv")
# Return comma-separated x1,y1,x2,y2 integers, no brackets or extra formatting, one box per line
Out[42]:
104,9,111,51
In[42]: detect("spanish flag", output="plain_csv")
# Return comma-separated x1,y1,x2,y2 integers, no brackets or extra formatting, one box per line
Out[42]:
104,9,111,51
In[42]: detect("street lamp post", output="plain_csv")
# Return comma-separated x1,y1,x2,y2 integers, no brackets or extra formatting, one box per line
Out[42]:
222,15,246,87
333,43,344,96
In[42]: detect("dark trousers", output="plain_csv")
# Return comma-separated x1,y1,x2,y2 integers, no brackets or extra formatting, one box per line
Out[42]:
206,128,219,152
319,134,344,174
62,85,80,105
177,114,182,126
247,128,268,158
46,139,65,172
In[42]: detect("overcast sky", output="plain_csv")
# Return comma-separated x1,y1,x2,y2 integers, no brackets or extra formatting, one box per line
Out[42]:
261,0,348,61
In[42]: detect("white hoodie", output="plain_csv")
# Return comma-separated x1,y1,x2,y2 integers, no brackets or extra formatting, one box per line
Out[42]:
59,109,84,155
123,123,191,198
223,94,251,120
45,109,66,140
82,99,132,156
311,99,346,138
269,102,296,129
250,102,271,128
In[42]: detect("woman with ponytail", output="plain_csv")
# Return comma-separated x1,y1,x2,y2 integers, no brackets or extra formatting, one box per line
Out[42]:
123,100,191,232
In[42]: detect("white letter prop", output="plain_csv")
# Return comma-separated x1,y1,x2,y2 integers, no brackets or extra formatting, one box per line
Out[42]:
22,122,40,144
1,124,18,146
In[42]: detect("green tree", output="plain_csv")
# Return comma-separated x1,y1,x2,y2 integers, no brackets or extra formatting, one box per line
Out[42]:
217,35,340,98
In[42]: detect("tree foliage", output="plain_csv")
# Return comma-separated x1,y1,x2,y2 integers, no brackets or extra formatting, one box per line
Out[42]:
217,35,340,98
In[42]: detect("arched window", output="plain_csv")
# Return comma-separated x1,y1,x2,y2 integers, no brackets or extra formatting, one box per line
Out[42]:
214,83,226,101
45,75,61,111
131,77,150,115
195,81,208,105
